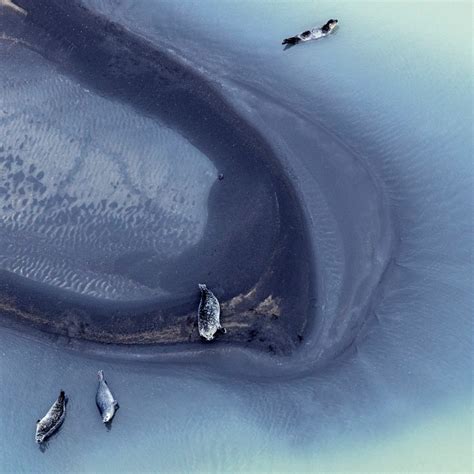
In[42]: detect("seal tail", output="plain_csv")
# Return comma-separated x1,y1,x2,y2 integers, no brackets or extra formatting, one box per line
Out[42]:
98,370,105,381
198,283,207,292
0,0,27,16
282,36,300,46
58,390,65,402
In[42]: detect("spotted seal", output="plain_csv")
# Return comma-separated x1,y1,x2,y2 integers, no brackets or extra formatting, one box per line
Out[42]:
35,390,67,444
96,370,119,423
198,284,226,341
282,19,338,47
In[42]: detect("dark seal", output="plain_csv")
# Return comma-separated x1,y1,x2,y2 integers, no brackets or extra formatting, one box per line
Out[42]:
35,390,67,444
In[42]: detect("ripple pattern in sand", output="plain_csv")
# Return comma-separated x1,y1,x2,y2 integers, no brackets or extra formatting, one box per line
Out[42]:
0,47,216,299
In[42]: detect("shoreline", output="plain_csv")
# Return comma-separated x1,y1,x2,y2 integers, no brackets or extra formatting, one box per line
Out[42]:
0,0,315,353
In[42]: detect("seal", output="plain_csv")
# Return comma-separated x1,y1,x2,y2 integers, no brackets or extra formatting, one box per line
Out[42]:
198,284,226,341
282,19,338,47
96,370,119,423
96,370,119,424
35,390,67,444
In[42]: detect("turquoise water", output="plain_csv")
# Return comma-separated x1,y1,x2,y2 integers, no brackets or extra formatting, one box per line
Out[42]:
0,1,472,472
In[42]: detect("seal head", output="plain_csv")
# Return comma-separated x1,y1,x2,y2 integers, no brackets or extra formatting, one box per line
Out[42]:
321,19,338,34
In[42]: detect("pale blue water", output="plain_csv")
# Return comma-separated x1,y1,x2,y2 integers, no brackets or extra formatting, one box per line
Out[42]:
0,1,472,472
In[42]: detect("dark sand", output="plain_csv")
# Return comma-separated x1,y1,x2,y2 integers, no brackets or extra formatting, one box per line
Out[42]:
0,0,315,354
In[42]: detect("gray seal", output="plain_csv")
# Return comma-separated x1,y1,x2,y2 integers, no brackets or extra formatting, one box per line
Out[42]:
198,284,226,341
35,390,67,444
96,370,119,423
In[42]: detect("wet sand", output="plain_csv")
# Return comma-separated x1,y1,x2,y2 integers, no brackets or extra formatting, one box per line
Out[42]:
0,0,314,353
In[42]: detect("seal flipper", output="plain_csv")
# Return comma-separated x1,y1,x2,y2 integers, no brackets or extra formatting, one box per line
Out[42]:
58,390,68,406
282,36,300,46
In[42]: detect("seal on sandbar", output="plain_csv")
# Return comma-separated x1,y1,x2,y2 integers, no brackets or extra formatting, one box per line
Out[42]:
35,390,67,444
96,370,119,423
198,284,226,341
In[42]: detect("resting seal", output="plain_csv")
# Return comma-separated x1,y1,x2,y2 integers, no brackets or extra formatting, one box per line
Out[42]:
198,284,226,341
35,390,67,444
96,370,119,423
282,19,338,47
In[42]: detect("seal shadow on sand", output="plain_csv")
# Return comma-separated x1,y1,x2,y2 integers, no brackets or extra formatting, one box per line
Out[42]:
37,420,66,453
104,417,116,432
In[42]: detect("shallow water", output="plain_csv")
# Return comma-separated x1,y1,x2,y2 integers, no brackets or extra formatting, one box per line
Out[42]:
0,1,472,472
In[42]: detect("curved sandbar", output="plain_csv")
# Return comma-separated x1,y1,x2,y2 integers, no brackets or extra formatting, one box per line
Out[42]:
0,0,314,353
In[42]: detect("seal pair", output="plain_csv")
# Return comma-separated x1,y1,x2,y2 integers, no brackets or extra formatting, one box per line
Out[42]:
35,371,119,444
